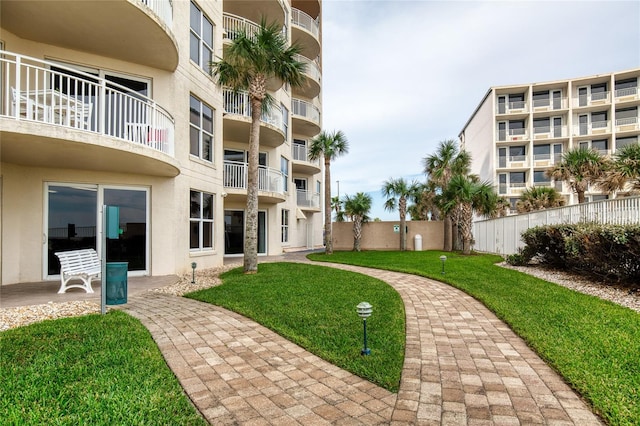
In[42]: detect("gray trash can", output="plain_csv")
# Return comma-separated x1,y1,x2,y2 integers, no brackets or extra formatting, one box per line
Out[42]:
106,262,128,305
414,234,423,251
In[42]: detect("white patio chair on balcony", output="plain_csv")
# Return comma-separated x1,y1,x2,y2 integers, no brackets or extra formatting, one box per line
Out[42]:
10,87,52,122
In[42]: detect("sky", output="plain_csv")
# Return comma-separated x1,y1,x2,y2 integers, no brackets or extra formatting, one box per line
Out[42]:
320,0,640,220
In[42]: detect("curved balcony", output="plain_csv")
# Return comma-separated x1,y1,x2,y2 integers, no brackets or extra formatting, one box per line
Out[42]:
291,8,321,59
292,98,321,136
0,1,177,71
223,0,285,29
0,51,178,177
293,55,321,99
223,89,286,147
296,189,321,212
292,143,321,174
223,161,286,203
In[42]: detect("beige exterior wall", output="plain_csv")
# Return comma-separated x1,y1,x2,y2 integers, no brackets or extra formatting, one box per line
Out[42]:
332,221,444,251
0,0,324,285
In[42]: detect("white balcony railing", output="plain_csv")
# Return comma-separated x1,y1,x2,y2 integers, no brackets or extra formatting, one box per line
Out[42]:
223,161,285,194
615,87,638,99
296,189,320,209
1,51,174,156
497,128,528,141
139,0,173,28
615,116,639,130
292,8,320,38
223,89,285,133
574,121,612,136
292,98,320,125
533,125,567,139
294,54,321,85
292,143,321,166
222,13,259,42
575,92,611,107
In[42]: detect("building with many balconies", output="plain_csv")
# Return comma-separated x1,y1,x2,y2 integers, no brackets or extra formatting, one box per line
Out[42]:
459,69,640,209
0,0,323,285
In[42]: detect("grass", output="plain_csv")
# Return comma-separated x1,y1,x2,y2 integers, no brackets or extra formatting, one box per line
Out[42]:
185,262,405,392
308,250,640,426
0,311,207,426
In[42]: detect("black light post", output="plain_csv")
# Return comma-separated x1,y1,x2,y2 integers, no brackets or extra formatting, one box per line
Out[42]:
440,255,447,274
191,262,197,284
356,302,373,355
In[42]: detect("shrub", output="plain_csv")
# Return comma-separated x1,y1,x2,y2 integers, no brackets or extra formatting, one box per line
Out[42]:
520,223,640,283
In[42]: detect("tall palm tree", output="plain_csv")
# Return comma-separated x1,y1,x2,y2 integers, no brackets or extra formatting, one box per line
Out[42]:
210,20,306,274
308,130,349,254
423,139,471,251
547,148,607,204
408,181,440,221
343,192,372,252
381,178,421,251
597,143,640,195
441,175,497,255
516,186,565,213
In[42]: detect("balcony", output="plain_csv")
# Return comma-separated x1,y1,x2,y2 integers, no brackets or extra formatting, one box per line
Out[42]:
532,97,568,111
0,1,177,71
223,161,286,203
533,153,562,167
574,92,611,108
292,144,321,174
533,125,567,140
293,55,321,99
496,101,528,115
292,98,321,136
223,13,260,42
223,89,285,147
291,8,321,59
296,189,320,211
615,117,639,133
497,128,528,142
573,121,612,137
223,0,285,30
1,51,178,177
498,155,528,169
615,87,639,103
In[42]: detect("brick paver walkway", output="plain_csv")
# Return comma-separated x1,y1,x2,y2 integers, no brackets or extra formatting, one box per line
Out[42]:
123,260,602,425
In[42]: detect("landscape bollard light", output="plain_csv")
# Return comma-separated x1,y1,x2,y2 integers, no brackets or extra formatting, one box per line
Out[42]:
191,262,197,284
440,255,447,274
356,302,373,355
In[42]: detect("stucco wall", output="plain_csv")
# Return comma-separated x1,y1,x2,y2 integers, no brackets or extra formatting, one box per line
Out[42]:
332,221,444,251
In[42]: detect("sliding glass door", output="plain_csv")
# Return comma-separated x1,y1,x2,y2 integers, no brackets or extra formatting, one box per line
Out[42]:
45,183,148,278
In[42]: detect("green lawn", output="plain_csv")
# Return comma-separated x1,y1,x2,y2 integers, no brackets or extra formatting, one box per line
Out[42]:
308,250,640,426
186,262,405,392
0,311,207,426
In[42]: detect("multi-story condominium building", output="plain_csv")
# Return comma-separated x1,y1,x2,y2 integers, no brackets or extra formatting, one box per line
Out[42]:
459,69,640,209
0,0,323,285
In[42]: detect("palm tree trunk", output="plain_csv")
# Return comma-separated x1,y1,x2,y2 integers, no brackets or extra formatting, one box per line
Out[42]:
399,197,407,251
353,218,362,251
243,97,262,273
443,215,452,252
324,157,333,254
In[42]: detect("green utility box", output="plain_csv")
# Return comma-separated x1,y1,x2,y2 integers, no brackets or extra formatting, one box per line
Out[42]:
106,262,128,305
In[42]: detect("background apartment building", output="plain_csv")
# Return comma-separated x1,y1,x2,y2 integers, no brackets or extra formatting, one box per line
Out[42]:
0,0,323,285
459,69,640,209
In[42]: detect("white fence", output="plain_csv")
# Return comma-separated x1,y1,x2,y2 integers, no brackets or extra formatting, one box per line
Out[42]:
473,196,640,256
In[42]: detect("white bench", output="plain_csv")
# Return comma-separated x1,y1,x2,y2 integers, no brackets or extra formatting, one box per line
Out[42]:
54,249,101,294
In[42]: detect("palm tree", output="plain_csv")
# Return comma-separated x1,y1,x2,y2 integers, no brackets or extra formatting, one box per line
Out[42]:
342,192,372,252
308,130,349,254
597,143,640,195
515,186,565,213
423,139,471,251
441,175,497,255
546,148,607,204
381,178,421,251
331,196,345,222
408,181,440,221
210,20,306,274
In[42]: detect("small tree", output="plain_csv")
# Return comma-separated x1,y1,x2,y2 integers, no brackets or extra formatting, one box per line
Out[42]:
516,186,565,213
597,143,640,195
343,192,372,252
308,130,349,254
381,178,421,251
547,148,607,204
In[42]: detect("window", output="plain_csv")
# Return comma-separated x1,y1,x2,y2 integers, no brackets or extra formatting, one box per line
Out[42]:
281,156,289,192
615,78,637,90
509,93,525,109
282,103,289,142
189,95,213,161
509,172,526,187
190,190,214,250
533,118,550,133
591,111,608,128
281,209,289,243
616,137,637,150
533,170,549,185
498,174,507,194
508,120,525,137
592,139,608,152
532,91,549,107
316,180,321,195
616,107,638,125
534,144,551,160
509,146,525,161
190,2,214,72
